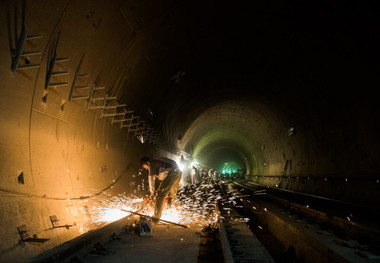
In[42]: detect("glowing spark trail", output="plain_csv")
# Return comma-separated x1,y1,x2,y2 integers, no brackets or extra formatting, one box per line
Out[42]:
74,182,228,233
74,194,144,233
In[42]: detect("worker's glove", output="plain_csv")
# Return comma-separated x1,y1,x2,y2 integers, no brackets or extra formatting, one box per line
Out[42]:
143,196,154,209
149,192,156,200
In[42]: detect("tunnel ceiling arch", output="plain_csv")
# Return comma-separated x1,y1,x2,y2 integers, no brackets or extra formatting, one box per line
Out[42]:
9,0,373,158
102,0,331,134
99,0,377,159
179,100,289,172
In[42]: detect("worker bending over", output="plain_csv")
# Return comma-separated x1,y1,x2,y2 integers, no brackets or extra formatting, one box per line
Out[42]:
140,156,182,221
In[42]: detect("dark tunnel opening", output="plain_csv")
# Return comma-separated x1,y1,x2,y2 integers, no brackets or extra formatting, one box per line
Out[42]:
200,147,247,179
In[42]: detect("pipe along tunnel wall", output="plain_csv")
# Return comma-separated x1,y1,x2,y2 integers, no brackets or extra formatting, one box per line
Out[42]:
1,0,380,262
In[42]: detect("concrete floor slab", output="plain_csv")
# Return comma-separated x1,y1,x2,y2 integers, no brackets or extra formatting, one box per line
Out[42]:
79,222,203,263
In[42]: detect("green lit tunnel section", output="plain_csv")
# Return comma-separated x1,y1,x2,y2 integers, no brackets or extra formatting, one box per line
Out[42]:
178,99,291,179
220,161,242,177
200,146,247,179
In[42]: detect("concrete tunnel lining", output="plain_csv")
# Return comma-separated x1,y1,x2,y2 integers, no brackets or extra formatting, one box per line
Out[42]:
0,0,380,262
180,100,292,176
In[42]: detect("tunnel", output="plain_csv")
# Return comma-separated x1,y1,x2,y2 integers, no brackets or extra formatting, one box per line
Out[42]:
0,0,379,262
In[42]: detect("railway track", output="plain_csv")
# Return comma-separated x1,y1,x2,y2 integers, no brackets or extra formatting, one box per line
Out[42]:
215,183,275,263
215,180,380,263
29,180,380,263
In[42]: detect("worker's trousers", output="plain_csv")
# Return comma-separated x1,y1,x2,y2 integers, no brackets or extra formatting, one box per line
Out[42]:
154,169,182,219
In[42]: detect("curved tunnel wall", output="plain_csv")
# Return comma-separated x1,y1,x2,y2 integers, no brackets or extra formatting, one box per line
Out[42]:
179,96,380,203
1,0,380,262
180,97,380,207
0,1,169,262
179,99,328,176
180,99,289,175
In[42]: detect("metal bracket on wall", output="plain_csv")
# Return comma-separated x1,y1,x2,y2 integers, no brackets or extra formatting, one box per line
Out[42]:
144,128,157,142
129,126,142,135
44,55,71,90
119,114,133,128
104,108,128,118
126,123,138,132
68,57,91,101
111,110,134,124
121,115,140,130
143,130,153,141
85,85,105,108
134,121,147,136
11,28,42,72
283,159,292,176
87,94,117,110
100,103,126,118
17,225,49,243
135,127,148,136
43,34,70,98
128,120,146,136
50,215,74,230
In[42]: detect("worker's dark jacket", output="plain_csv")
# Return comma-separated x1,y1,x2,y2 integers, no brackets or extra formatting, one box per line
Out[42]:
148,157,180,193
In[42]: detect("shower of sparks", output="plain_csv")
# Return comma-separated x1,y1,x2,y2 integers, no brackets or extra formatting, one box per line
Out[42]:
160,207,183,223
124,183,223,226
74,194,145,234
174,183,221,226
72,183,223,233
72,180,261,233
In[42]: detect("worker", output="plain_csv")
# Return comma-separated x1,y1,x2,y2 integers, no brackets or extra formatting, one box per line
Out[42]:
208,169,213,183
190,166,197,185
140,156,182,222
